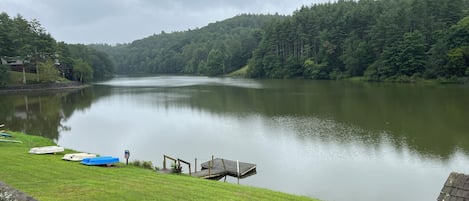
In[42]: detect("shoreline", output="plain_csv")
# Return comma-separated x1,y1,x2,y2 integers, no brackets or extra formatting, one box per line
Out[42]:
0,82,88,94
0,131,317,201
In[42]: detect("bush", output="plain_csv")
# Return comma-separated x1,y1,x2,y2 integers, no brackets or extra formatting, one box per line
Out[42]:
142,161,153,170
131,160,154,170
171,162,182,174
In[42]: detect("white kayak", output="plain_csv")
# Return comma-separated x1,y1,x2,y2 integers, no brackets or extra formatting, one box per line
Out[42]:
62,153,97,161
29,146,64,154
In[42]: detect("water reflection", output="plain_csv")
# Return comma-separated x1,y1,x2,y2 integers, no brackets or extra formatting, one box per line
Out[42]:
1,76,469,201
0,87,112,139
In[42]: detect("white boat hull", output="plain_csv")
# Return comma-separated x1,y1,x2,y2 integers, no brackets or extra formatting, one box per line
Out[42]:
29,146,64,154
62,153,97,161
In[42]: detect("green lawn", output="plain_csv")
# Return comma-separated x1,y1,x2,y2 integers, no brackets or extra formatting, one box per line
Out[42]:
0,132,318,201
226,65,248,77
6,71,69,85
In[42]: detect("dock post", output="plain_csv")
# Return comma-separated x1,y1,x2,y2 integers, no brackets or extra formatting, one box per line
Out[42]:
195,158,197,173
222,159,227,182
177,160,181,172
237,160,240,184
208,160,211,177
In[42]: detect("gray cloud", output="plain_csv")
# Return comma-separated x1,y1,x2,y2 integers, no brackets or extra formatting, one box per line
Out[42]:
0,0,329,44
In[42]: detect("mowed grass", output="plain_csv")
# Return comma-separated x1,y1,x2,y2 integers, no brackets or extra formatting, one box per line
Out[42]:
226,65,248,77
6,71,69,85
0,132,318,201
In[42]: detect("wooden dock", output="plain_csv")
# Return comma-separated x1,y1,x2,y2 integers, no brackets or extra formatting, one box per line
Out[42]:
193,158,257,180
158,155,256,180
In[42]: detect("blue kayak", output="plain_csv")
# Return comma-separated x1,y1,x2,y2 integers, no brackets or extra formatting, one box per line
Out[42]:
81,156,119,166
0,132,12,138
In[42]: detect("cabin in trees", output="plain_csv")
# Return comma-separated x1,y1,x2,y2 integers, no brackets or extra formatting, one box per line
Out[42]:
0,57,33,72
0,56,41,74
438,172,469,200
1,56,70,78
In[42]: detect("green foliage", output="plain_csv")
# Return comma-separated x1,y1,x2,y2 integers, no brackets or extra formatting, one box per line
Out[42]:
247,0,469,82
37,60,59,83
205,49,225,76
91,14,284,76
0,12,114,84
171,162,182,174
0,64,9,86
303,59,328,79
0,13,56,58
131,160,154,170
72,59,93,83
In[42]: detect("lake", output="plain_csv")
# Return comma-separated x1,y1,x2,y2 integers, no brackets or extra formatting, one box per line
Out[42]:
2,76,469,201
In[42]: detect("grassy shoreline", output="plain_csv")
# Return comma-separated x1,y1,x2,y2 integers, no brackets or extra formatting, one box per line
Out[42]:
0,131,317,201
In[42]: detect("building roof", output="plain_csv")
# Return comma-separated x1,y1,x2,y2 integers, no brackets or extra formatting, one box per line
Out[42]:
438,172,469,201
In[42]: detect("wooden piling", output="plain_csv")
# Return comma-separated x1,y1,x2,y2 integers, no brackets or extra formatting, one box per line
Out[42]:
237,160,240,184
163,155,177,170
195,158,197,173
177,158,191,176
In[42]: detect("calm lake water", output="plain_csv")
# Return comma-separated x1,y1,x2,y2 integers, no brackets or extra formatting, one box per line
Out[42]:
2,76,469,201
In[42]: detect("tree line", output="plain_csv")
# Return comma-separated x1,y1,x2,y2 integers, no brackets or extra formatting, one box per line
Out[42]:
0,12,114,85
247,0,469,82
91,14,283,76
94,0,469,83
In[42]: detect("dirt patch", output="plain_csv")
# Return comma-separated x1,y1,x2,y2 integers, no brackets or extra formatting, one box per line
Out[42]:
0,181,36,201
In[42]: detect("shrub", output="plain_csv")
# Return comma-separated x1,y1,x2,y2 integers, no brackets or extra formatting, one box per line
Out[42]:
131,160,154,170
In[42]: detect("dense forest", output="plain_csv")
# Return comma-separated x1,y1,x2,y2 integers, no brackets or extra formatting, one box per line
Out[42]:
91,14,283,75
0,12,114,85
248,0,469,82
3,0,468,84
95,0,469,83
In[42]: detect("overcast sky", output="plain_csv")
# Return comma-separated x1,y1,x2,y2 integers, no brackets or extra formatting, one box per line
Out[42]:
0,0,330,44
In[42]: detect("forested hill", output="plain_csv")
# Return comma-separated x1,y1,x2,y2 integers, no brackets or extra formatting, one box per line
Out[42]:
248,0,469,82
91,14,284,75
93,0,469,82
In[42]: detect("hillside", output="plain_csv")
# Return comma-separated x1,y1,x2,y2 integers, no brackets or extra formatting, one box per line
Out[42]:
247,0,469,82
92,0,469,83
91,14,284,75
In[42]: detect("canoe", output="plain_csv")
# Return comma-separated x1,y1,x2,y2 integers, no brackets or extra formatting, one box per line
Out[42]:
0,139,22,143
29,146,64,154
0,132,12,138
62,153,97,161
81,156,119,166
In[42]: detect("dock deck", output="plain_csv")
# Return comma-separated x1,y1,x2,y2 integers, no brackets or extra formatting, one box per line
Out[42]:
193,158,256,179
157,155,256,180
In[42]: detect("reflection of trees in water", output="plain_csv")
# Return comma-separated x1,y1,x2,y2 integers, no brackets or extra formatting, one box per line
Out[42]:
120,81,469,160
1,81,468,159
0,86,112,140
0,94,65,139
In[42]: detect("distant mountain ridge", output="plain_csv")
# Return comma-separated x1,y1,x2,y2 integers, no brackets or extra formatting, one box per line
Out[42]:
90,14,284,75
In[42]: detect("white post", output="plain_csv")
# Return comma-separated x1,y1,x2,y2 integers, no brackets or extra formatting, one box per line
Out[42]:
22,68,26,84
237,160,240,184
